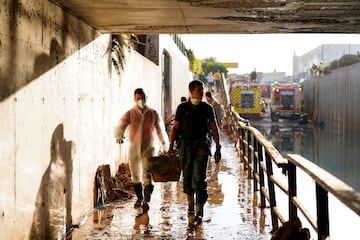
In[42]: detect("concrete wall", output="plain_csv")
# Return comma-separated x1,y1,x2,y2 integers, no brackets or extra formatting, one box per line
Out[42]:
0,1,191,239
303,63,360,135
159,35,191,111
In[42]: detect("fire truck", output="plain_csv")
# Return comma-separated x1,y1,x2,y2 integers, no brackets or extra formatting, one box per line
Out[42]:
270,126,303,155
232,83,262,118
270,83,302,121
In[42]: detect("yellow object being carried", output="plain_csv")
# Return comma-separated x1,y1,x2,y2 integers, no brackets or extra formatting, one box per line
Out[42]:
150,152,181,182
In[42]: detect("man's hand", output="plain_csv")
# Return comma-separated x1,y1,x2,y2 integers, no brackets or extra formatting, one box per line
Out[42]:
214,145,221,163
114,127,124,144
168,143,176,155
116,136,124,144
160,141,169,153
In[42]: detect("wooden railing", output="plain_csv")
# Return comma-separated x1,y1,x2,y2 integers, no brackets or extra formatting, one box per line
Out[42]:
224,108,360,240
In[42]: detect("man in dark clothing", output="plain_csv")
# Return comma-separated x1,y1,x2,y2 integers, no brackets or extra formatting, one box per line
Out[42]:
169,80,221,224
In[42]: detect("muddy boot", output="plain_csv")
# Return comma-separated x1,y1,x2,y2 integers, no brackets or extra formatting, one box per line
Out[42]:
144,183,154,203
187,194,195,216
133,183,143,208
195,203,204,224
142,184,154,213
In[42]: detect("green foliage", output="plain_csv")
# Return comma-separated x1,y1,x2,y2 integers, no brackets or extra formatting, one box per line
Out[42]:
201,57,228,77
186,49,195,69
250,69,257,81
327,54,359,73
186,49,203,73
339,54,359,67
193,59,202,73
186,50,229,77
329,60,339,70
112,34,131,75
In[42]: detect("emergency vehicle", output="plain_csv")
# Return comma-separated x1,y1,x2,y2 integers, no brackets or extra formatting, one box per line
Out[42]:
270,127,302,155
232,83,262,118
270,82,302,121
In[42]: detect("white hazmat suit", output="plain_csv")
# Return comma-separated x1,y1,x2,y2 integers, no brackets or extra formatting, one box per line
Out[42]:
114,104,169,185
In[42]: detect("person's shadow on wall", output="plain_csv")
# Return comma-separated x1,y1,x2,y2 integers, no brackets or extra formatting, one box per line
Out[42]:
0,38,64,101
32,38,64,81
30,123,75,240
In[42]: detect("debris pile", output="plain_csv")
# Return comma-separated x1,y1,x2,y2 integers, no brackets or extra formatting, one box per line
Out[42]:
113,163,134,199
95,163,134,206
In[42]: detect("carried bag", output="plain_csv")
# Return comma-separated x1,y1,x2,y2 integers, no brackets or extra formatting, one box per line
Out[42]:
149,152,181,182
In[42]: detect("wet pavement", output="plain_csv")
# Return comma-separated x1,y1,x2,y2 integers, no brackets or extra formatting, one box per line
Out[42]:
70,130,272,239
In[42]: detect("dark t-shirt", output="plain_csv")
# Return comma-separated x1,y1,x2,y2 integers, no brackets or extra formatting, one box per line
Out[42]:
175,101,215,140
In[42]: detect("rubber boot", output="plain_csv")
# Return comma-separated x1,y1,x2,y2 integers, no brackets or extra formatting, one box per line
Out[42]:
195,203,204,224
144,183,154,203
142,184,154,213
187,194,195,216
133,183,143,208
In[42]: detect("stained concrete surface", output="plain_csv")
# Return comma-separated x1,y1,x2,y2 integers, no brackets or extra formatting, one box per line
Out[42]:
53,0,360,33
69,130,272,239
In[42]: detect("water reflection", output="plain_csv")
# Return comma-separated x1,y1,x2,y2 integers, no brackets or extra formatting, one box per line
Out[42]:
93,207,114,230
70,131,272,239
133,212,150,235
207,163,224,205
254,123,360,192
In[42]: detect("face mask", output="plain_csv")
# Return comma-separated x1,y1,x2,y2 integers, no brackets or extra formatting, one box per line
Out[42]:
190,98,201,106
136,99,146,109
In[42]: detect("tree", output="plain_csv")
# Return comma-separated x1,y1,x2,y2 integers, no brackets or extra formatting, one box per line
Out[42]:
339,54,359,67
250,68,257,82
201,57,228,77
193,59,202,73
186,49,202,73
186,49,195,69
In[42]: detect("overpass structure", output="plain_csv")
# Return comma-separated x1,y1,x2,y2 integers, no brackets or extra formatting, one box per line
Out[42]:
53,0,360,33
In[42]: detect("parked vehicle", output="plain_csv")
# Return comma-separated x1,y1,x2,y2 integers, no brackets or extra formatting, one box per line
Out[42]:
260,83,271,98
270,82,302,121
233,82,262,118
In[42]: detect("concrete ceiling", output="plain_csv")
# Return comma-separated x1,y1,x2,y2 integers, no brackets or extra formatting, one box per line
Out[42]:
53,0,360,33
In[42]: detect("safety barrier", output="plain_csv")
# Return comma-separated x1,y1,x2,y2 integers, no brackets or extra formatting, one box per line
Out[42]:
224,108,360,240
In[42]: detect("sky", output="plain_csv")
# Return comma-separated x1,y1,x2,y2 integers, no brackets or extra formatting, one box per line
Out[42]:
180,34,360,76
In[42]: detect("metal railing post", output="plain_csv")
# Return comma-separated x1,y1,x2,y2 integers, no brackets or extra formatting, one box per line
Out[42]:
265,151,278,231
288,162,297,219
258,142,266,208
316,184,329,240
253,138,259,192
244,129,248,161
248,132,254,178
241,128,246,163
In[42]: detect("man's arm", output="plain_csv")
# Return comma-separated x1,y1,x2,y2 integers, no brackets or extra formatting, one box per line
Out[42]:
114,111,130,143
210,121,222,163
209,121,220,148
154,111,169,152
169,120,180,150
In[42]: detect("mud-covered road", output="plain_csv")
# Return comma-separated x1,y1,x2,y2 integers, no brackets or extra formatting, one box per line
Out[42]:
70,131,272,239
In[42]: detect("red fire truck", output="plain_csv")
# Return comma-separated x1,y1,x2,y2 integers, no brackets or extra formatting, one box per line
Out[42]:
270,83,302,121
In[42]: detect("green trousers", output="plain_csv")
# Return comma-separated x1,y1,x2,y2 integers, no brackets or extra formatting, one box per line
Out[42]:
178,139,210,205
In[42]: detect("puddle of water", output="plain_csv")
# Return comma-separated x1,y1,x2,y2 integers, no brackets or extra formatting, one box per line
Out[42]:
70,132,272,239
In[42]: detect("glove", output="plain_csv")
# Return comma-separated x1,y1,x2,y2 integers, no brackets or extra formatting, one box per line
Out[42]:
159,141,169,153
168,143,177,155
214,145,221,163
114,127,124,144
116,136,124,144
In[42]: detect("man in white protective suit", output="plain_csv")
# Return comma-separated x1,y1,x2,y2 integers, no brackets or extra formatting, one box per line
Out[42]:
114,88,169,211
